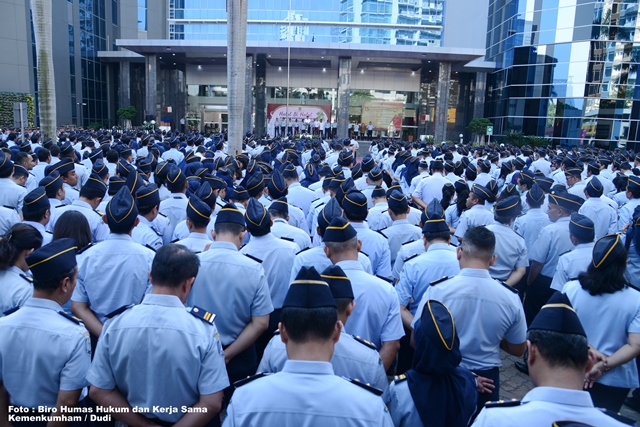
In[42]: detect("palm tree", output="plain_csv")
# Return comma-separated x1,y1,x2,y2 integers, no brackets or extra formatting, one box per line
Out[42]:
31,0,56,138
227,0,248,155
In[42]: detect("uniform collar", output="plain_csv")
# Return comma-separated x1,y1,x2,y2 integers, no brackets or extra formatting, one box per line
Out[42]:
7,265,25,276
373,201,388,208
273,218,288,224
289,182,301,189
522,386,594,408
392,219,410,226
23,220,45,233
427,243,451,252
250,233,277,243
107,234,133,241
336,260,363,271
282,360,335,376
458,268,492,279
142,293,184,308
575,242,595,250
72,200,92,209
138,215,153,226
24,297,63,311
188,232,209,240
350,222,369,230
170,193,187,199
555,216,570,223
208,241,238,252
470,204,485,211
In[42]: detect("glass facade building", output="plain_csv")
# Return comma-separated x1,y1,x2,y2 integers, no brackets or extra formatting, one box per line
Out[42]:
486,0,640,148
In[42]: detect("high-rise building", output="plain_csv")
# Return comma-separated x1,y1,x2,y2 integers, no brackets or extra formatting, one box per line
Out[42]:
486,0,640,149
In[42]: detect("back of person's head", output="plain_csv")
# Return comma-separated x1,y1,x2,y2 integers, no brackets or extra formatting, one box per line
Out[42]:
578,234,627,296
37,148,50,162
53,211,92,249
150,244,200,287
50,144,60,158
0,223,43,270
106,149,118,163
27,238,78,292
460,226,495,263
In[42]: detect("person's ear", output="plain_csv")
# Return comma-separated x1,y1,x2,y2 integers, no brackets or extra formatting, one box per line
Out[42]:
133,217,140,228
333,320,342,343
527,340,536,366
456,246,463,261
345,301,356,318
356,239,362,252
323,245,331,259
183,277,195,295
489,254,497,267
278,322,288,344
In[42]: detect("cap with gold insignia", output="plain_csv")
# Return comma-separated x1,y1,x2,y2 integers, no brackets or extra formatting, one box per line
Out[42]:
283,266,337,308
528,292,585,336
323,217,357,243
26,238,78,282
320,265,354,300
215,203,245,226
106,186,138,228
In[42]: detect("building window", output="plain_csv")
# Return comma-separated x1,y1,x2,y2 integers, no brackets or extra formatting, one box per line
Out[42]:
138,0,147,31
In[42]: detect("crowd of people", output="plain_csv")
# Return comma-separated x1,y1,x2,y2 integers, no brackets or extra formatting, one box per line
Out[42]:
0,125,640,426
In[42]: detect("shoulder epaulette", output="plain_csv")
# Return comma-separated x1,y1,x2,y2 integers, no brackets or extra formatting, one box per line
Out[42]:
484,399,522,408
105,304,133,319
2,205,15,210
280,236,295,242
189,306,216,324
296,247,310,255
360,250,369,257
559,249,573,257
376,275,393,284
19,274,33,284
403,253,418,263
94,209,104,216
158,212,167,218
626,283,640,293
76,243,94,255
3,306,20,316
144,244,157,252
244,253,263,263
45,230,53,235
171,238,179,243
352,335,377,350
58,311,82,324
402,239,417,246
377,229,388,238
498,281,519,294
150,226,163,237
393,374,408,383
234,372,267,388
347,378,383,396
430,276,449,286
173,196,183,199
55,204,67,208
599,408,636,425
314,201,326,209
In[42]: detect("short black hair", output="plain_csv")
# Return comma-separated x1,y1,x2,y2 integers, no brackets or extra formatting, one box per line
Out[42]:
461,226,495,262
335,297,354,315
150,244,200,287
527,329,588,370
268,208,287,219
214,222,245,236
106,149,118,163
108,221,136,235
138,204,159,216
389,206,408,216
166,180,186,193
280,306,338,343
79,185,104,201
0,165,12,178
37,148,50,162
344,209,368,222
249,226,270,237
526,197,544,209
23,205,49,222
14,152,31,165
628,186,640,199
33,266,77,292
50,145,60,157
424,230,450,242
494,212,517,225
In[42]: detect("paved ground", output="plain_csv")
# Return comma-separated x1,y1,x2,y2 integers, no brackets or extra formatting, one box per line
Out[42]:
499,351,640,422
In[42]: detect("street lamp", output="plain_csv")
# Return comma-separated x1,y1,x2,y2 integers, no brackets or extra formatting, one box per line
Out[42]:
151,120,156,131
459,133,463,144
76,102,87,127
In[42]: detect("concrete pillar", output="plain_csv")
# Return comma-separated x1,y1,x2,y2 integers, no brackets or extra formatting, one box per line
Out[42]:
337,57,351,140
255,54,267,136
119,61,131,108
244,55,253,134
473,71,487,120
145,54,157,121
434,62,451,143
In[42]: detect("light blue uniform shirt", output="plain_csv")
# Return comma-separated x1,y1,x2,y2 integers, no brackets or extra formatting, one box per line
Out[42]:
131,215,163,250
379,220,423,269
87,294,229,423
0,298,90,407
0,206,20,235
72,234,155,322
271,218,311,250
188,241,273,346
50,200,109,243
579,197,617,239
628,239,640,289
455,204,494,240
528,217,574,278
161,148,185,164
62,183,79,206
351,221,392,278
487,222,529,281
287,182,318,216
172,217,215,242
392,239,425,280
224,360,393,427
513,208,551,251
240,233,299,309
159,193,188,242
396,243,460,316
22,220,52,245
337,260,405,348
176,232,211,253
367,202,389,231
0,177,26,212
413,269,527,370
550,242,594,291
619,198,640,232
257,331,388,392
444,204,462,245
474,386,629,427
152,212,173,245
563,280,640,388
290,245,373,283
0,266,32,316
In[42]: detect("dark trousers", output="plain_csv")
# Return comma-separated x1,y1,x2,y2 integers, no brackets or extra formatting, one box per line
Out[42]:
524,274,555,326
472,367,500,415
255,308,281,362
589,382,630,412
224,344,258,404
396,326,415,375
367,130,373,140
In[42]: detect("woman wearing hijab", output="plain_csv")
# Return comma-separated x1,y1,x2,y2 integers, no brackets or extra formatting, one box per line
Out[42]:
385,299,478,427
564,234,640,412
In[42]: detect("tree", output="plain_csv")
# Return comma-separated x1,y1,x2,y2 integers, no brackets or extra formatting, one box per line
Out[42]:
116,106,137,129
31,0,56,138
467,118,492,144
226,0,248,155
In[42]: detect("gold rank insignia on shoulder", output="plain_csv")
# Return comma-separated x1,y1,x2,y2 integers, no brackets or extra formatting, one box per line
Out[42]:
394,374,407,383
352,335,377,350
190,306,216,324
19,274,33,283
58,311,82,325
484,399,521,408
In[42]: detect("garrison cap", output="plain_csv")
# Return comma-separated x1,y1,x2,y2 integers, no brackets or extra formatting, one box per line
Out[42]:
628,175,640,191
0,151,13,175
166,164,186,188
585,177,603,197
246,171,265,197
12,164,28,178
59,142,74,156
108,176,127,195
318,197,344,230
195,182,217,209
535,176,554,193
229,186,249,201
387,189,409,211
322,216,357,243
526,183,545,204
268,169,287,198
45,157,74,176
215,203,245,226
321,265,354,300
368,165,383,181
269,196,289,215
371,186,386,199
422,199,449,233
245,198,269,232
204,174,227,190
125,170,144,195
106,186,138,228
84,173,108,197
23,186,50,214
187,195,213,223
548,192,583,211
528,292,585,337
592,234,625,270
471,184,492,202
283,267,336,309
135,184,160,208
26,238,77,281
92,160,109,179
495,195,521,217
281,162,297,179
342,188,368,216
569,213,595,242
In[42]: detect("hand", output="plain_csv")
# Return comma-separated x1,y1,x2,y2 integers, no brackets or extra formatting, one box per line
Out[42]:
476,375,495,394
622,223,630,234
584,362,605,389
588,346,607,363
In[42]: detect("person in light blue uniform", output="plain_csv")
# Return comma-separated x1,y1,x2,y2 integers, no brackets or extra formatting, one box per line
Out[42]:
187,203,273,402
131,183,164,250
625,206,640,289
343,188,392,279
88,244,228,427
487,195,529,285
177,195,214,253
45,158,79,206
324,216,404,371
385,300,477,427
454,184,494,242
578,177,617,240
257,265,388,392
0,205,19,235
564,234,640,412
172,181,218,242
0,223,42,316
550,213,595,291
412,226,527,412
291,197,373,282
159,164,189,241
269,197,312,250
474,293,633,427
379,190,423,268
0,238,91,418
22,186,53,245
71,186,155,345
0,151,27,213
223,267,393,427
619,176,640,232
514,183,550,250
